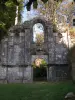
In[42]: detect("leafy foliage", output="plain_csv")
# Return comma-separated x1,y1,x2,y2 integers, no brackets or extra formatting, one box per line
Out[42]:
36,0,63,26
0,0,23,41
32,59,47,68
41,59,47,67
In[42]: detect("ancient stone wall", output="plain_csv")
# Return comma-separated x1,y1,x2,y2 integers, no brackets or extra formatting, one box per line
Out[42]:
0,17,69,83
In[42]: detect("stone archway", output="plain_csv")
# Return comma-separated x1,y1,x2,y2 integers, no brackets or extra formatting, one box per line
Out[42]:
31,55,48,81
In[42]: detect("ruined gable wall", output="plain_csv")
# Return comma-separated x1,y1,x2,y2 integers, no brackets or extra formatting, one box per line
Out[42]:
0,17,69,83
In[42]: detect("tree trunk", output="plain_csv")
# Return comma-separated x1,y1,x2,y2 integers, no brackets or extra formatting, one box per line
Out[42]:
15,6,19,25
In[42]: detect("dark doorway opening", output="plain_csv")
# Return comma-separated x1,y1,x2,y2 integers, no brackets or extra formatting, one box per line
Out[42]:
33,67,47,81
32,58,47,81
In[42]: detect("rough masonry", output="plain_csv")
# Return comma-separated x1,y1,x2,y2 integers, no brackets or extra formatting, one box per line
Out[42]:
0,17,69,83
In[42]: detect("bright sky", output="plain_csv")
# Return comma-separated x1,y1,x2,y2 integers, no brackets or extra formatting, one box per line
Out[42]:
22,7,39,22
22,2,39,22
33,23,44,42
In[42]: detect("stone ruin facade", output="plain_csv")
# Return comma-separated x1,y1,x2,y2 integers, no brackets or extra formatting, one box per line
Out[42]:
0,17,69,83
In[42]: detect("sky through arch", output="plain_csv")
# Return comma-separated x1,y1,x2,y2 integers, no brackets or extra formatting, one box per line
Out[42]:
33,23,44,43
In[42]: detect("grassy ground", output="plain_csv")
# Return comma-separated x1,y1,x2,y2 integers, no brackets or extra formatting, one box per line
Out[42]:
0,81,75,100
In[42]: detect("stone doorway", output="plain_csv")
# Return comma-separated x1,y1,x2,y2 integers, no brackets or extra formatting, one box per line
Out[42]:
31,55,48,81
33,66,47,81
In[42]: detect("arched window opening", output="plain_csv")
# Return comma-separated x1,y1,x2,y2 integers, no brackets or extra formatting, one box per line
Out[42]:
33,23,44,45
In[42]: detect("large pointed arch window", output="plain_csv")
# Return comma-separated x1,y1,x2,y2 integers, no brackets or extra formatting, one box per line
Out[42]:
33,23,44,45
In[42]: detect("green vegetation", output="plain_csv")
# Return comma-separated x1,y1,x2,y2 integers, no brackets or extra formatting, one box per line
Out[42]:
32,59,47,68
0,81,75,100
0,0,23,40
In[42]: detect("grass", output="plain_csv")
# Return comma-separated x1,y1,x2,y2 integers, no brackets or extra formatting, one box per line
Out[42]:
0,81,75,100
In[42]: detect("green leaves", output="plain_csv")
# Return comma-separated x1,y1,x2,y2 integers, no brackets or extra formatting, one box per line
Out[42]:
5,1,14,7
0,22,7,41
12,0,19,5
0,0,23,41
33,0,38,9
32,59,47,68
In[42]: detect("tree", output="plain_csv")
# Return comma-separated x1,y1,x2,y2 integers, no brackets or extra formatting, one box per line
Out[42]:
37,0,57,21
0,0,23,40
25,0,62,11
36,0,62,32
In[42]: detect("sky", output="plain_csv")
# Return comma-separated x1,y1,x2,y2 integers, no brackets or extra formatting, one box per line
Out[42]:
22,7,39,22
33,23,44,42
22,0,39,22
